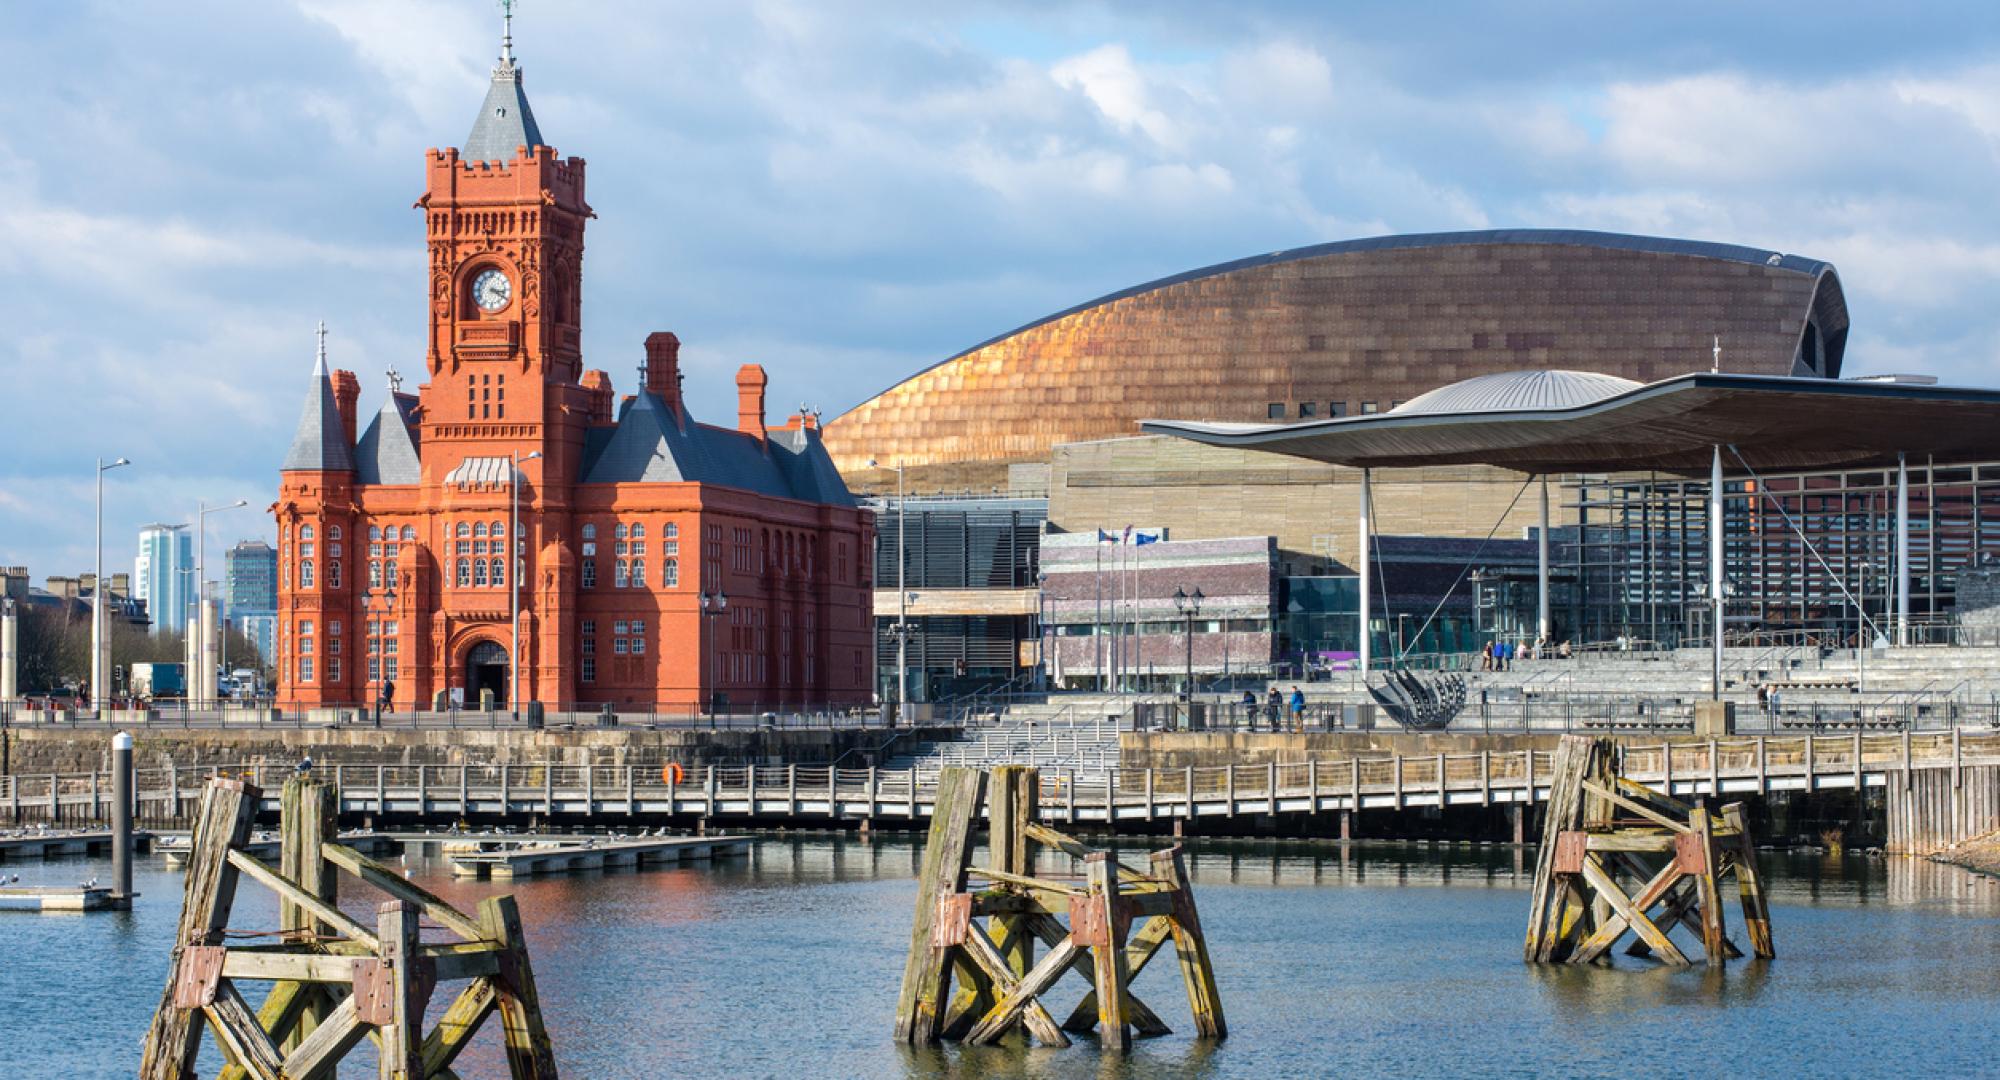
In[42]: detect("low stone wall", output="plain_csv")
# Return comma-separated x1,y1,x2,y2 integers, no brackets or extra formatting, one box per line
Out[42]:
1,723,956,776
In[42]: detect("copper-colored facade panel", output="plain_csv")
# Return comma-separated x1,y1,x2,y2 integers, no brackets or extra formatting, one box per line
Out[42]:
825,235,1845,482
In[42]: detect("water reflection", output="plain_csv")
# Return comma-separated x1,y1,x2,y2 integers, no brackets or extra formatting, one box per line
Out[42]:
5,836,2000,1078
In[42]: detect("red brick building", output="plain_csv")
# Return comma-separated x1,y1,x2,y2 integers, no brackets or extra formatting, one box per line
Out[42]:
273,39,874,712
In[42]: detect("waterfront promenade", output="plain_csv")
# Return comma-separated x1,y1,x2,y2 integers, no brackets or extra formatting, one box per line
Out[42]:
12,729,1997,853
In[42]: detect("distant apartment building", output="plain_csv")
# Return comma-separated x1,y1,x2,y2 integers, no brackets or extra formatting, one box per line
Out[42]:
225,540,278,663
134,524,192,634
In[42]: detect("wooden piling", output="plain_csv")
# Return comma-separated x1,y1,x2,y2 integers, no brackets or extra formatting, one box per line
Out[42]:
1524,736,1774,970
893,765,1227,1055
139,776,562,1079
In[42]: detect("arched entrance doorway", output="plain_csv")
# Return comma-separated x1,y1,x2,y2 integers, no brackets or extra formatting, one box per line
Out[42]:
465,640,509,707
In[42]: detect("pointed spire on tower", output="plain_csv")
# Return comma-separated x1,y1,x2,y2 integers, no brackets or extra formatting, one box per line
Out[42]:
464,0,545,163
282,321,356,473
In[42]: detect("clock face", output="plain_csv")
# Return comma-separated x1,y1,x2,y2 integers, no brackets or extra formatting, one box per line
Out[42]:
471,269,511,312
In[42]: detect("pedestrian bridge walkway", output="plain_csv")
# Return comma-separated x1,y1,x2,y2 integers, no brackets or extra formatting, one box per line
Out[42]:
12,731,1999,854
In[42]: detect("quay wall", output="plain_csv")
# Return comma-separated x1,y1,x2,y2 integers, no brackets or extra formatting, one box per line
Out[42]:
0,724,956,777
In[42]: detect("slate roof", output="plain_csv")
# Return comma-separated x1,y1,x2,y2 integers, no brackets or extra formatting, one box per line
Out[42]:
353,393,421,485
579,390,855,507
280,350,355,473
464,59,544,163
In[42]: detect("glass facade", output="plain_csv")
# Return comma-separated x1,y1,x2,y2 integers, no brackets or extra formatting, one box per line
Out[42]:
872,496,1045,699
1562,460,2000,647
134,524,193,634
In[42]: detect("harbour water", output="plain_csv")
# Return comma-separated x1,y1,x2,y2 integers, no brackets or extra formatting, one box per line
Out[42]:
5,836,2000,1078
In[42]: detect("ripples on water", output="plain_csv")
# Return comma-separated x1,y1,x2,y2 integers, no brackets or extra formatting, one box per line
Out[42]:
3,837,1999,1078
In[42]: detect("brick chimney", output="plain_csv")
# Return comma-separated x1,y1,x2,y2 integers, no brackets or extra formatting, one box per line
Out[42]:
331,369,361,448
644,332,684,423
736,364,768,443
580,369,615,426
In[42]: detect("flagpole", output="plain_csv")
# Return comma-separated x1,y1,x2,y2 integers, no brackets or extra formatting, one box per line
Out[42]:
1094,541,1104,692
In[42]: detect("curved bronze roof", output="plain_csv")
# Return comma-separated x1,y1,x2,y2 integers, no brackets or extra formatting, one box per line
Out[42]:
823,230,1849,478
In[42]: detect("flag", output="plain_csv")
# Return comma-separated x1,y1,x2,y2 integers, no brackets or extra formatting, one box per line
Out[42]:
1121,525,1134,544
1134,532,1159,546
1097,529,1115,544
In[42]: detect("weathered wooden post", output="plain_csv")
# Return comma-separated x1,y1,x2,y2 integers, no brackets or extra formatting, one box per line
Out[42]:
140,775,562,1078
141,777,261,1079
894,765,1226,1053
1524,735,1774,968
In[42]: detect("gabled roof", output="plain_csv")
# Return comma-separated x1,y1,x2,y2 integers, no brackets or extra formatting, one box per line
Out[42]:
464,59,544,163
579,391,855,506
280,349,354,473
354,393,421,485
770,426,858,508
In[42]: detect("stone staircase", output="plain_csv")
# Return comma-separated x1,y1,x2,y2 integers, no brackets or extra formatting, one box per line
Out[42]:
887,696,1141,774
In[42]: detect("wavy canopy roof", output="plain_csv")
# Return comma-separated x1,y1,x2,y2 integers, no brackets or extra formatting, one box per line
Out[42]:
1142,372,2000,476
1394,369,1642,415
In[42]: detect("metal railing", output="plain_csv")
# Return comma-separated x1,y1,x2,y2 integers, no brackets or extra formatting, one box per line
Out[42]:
11,730,2000,826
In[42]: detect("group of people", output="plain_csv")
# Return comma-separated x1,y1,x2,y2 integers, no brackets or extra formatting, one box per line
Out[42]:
1479,637,1572,670
1238,686,1309,731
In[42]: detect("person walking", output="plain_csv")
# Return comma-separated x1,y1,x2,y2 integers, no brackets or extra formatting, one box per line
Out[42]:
1288,685,1306,732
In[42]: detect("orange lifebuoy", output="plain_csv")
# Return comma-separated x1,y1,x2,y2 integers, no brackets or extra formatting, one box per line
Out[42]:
661,763,685,785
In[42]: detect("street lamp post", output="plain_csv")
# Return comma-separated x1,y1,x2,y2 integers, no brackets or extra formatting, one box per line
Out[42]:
364,586,396,726
194,499,249,707
701,591,729,715
510,450,542,719
867,459,910,715
91,456,130,712
1173,586,1204,704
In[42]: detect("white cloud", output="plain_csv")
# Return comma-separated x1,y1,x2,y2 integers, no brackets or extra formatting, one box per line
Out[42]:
4,2,2000,576
1052,44,1188,152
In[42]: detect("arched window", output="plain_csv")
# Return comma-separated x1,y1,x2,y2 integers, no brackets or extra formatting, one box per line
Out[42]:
663,522,678,539
300,524,315,540
301,560,315,588
369,561,382,588
328,525,342,540
613,560,629,588
662,558,678,588
329,561,342,589
631,523,645,539
489,558,504,587
633,558,645,586
474,559,488,587
582,523,597,541
489,520,503,537
369,526,382,541
400,525,415,541
456,522,470,539
456,559,470,588
385,561,399,588
473,522,488,538
614,523,628,540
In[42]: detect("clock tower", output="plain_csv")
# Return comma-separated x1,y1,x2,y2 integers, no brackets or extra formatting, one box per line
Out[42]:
274,10,877,717
414,19,593,488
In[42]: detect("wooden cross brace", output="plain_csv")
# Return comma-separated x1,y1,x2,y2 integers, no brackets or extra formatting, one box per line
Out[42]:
139,776,560,1080
895,767,1227,1053
1526,738,1776,968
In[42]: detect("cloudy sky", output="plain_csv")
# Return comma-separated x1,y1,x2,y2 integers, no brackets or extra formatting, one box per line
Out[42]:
3,1,1999,580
